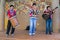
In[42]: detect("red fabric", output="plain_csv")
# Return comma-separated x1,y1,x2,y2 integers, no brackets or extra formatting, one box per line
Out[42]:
29,13,32,17
7,10,16,18
44,10,52,19
44,10,49,13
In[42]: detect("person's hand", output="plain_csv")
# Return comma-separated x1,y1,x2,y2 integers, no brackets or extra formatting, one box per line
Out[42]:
8,17,12,20
53,11,55,14
8,17,10,20
8,18,11,20
34,15,37,16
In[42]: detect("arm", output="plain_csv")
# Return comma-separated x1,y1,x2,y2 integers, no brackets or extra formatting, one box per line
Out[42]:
14,10,16,15
36,10,40,15
29,9,33,17
7,10,11,20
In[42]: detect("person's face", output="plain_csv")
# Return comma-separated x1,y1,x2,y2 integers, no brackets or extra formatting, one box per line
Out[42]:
10,6,14,10
32,5,36,10
48,7,52,11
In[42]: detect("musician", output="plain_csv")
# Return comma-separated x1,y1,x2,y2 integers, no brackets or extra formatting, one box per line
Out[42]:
44,6,54,35
6,5,16,37
29,3,39,36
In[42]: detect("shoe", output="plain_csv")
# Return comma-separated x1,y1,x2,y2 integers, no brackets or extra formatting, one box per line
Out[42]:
6,34,9,37
11,34,14,37
49,33,52,35
29,33,33,36
33,33,35,35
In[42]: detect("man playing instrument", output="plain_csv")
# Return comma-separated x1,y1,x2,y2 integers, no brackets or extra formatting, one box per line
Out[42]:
6,5,16,37
44,6,54,35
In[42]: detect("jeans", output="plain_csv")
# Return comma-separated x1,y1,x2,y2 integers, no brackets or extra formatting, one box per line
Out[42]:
6,20,15,35
29,17,37,35
46,19,52,34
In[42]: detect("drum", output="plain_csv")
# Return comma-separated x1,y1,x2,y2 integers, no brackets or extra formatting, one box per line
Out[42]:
10,16,19,27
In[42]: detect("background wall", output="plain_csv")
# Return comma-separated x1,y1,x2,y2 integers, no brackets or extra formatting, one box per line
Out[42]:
5,0,52,32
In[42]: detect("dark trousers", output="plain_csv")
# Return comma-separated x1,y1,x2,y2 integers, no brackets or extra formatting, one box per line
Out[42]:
6,20,15,35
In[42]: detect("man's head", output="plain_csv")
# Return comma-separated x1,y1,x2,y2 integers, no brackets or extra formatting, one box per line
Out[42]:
10,5,14,10
47,6,51,10
32,3,36,6
32,3,37,10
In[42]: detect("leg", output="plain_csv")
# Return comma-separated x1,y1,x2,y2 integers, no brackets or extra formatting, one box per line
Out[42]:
11,26,15,37
50,20,53,32
32,18,37,34
11,26,15,34
49,19,52,34
6,20,11,35
29,18,34,35
46,19,49,34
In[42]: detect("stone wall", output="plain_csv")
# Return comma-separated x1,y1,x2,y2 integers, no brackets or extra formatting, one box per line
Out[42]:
4,0,60,33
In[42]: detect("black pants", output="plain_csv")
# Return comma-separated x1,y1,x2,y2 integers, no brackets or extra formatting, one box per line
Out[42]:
6,20,15,35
